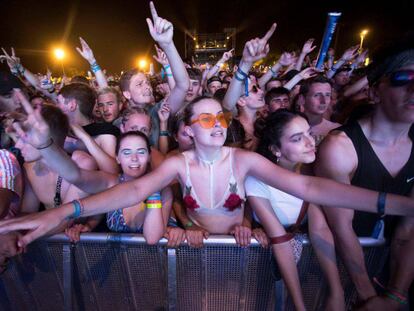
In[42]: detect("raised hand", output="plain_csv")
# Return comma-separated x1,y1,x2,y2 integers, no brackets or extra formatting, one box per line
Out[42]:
0,47,22,73
146,1,173,46
301,38,317,55
157,101,171,123
221,49,234,62
341,45,359,62
242,23,277,64
299,67,320,80
11,89,51,148
355,49,369,64
40,69,53,90
153,44,169,66
278,52,296,67
76,37,96,64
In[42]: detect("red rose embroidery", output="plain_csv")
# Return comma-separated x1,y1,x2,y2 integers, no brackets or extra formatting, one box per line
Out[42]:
183,195,199,211
224,183,243,211
183,186,199,210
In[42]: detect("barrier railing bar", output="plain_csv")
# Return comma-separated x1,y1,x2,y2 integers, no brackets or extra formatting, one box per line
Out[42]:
167,248,177,311
238,247,249,311
45,234,386,247
62,244,73,311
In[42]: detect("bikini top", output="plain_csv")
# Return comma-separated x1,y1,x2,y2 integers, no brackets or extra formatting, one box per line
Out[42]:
181,147,245,214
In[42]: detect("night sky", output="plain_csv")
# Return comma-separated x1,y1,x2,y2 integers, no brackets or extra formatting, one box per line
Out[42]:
1,0,413,75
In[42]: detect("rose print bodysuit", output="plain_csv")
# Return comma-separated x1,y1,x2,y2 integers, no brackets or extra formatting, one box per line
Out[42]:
181,147,245,234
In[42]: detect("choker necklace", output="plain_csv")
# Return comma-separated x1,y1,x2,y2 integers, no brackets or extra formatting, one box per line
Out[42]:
196,151,221,166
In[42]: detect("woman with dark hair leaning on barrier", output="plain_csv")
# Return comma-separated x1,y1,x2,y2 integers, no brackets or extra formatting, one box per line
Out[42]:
246,109,345,311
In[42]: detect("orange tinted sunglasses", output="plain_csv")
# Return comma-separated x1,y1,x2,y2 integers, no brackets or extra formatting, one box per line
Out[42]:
191,112,232,129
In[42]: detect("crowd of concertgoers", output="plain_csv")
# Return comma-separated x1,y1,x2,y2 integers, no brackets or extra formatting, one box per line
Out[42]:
1,2,414,310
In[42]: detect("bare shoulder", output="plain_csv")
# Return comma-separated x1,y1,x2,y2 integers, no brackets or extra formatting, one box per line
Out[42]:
314,130,357,182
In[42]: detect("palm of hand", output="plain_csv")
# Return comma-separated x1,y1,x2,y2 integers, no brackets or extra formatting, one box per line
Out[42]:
24,114,50,147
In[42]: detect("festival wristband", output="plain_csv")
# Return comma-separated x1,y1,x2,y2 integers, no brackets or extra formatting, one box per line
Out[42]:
160,131,170,137
377,192,386,217
90,62,101,73
67,200,83,220
146,192,162,209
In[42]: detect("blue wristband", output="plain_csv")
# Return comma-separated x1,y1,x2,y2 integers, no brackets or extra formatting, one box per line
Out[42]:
237,67,248,79
67,200,81,220
270,67,278,77
377,192,386,217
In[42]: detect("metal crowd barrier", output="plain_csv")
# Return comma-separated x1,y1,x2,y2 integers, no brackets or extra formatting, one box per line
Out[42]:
0,234,389,311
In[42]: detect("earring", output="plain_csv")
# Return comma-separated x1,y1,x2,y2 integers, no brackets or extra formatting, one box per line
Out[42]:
276,153,281,163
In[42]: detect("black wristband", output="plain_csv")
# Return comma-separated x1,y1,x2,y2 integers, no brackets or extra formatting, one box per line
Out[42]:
36,138,54,150
377,192,386,217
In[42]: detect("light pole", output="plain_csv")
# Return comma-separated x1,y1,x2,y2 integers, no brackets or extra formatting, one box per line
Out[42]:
359,29,368,52
54,48,66,76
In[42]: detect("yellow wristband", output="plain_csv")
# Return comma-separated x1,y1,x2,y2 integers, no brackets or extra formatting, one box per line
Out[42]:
147,203,162,209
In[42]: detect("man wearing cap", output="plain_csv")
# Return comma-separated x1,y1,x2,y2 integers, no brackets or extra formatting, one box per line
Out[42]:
0,71,23,113
205,76,222,96
315,35,414,310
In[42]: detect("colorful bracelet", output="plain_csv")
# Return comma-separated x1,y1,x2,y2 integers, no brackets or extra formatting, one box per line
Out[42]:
384,291,407,305
90,62,101,73
146,192,162,209
163,64,171,71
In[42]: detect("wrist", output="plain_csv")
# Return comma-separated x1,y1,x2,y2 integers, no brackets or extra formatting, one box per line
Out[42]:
239,60,253,71
159,41,174,51
36,138,54,150
88,59,97,65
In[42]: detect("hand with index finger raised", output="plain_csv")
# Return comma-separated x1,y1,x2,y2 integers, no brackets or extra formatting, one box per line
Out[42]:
146,1,173,46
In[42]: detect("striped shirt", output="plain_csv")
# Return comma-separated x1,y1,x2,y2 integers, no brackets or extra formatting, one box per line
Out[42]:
0,149,23,219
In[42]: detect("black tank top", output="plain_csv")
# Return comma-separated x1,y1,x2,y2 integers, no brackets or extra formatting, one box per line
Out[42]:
337,121,414,236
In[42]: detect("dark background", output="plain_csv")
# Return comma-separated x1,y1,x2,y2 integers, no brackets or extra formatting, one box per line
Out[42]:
1,0,413,75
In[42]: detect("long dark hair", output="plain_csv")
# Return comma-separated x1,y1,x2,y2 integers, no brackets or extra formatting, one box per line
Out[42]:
255,109,308,163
